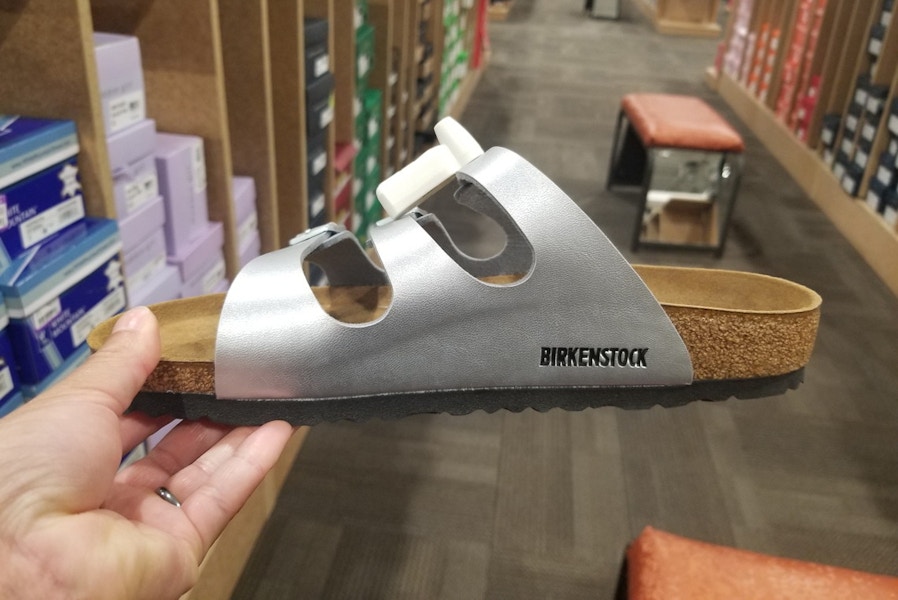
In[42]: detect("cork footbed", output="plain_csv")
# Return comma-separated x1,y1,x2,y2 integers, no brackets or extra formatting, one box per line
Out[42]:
87,265,821,396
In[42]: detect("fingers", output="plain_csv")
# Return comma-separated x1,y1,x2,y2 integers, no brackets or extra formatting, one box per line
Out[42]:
44,306,161,416
120,413,174,455
179,421,293,554
115,420,230,491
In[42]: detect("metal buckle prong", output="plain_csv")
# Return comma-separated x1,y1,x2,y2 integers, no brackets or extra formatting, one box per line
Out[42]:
288,222,346,246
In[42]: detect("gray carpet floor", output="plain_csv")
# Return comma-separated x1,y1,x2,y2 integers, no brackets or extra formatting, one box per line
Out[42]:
233,1,898,597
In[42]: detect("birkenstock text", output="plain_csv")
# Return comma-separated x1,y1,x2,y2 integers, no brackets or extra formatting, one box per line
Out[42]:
539,347,649,368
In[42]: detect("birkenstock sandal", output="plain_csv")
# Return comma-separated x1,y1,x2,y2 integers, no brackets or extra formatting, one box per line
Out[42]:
88,118,821,426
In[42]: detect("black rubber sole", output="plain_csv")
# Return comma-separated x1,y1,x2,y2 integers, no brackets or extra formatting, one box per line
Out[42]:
127,368,805,426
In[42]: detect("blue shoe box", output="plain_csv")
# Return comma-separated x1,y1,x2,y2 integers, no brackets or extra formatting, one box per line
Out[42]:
20,344,91,400
0,116,85,272
0,299,24,416
1,219,124,385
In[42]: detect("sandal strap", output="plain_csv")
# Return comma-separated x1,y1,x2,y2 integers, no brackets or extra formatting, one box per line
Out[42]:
215,148,692,400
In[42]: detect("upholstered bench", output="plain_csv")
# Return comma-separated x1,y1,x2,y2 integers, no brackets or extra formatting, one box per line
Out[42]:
616,527,898,599
606,93,745,257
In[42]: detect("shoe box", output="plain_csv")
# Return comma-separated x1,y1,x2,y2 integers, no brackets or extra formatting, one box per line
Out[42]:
0,116,86,274
0,218,124,386
305,18,334,231
155,132,212,256
93,32,146,136
306,72,335,139
169,221,226,298
334,142,358,230
233,176,260,269
0,300,24,417
93,32,178,306
106,118,159,220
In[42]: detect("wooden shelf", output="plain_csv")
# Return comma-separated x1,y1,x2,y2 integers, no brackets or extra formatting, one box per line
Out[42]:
267,0,310,244
0,3,487,593
370,0,397,174
714,72,898,298
0,1,110,218
91,0,240,279
219,0,281,253
633,0,721,37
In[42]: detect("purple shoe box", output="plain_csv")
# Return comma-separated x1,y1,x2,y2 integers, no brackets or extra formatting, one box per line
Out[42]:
93,33,146,136
167,221,222,280
232,176,256,224
239,231,261,269
118,194,166,255
107,119,158,219
156,133,209,256
181,253,226,299
127,264,182,307
167,221,225,298
123,228,166,299
237,210,259,256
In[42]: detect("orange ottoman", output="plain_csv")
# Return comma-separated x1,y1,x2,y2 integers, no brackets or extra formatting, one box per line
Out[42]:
621,526,898,600
606,93,745,256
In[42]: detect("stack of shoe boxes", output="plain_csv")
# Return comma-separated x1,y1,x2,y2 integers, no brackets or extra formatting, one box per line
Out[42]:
94,32,181,307
305,18,335,231
414,0,437,152
385,50,400,178
233,176,261,269
720,0,754,80
156,133,227,297
820,113,840,161
745,22,769,97
831,75,889,198
756,25,782,104
866,98,898,227
354,88,383,241
438,0,470,118
773,0,814,122
823,1,894,201
789,0,826,139
0,298,24,417
333,142,358,232
353,1,383,241
0,116,124,404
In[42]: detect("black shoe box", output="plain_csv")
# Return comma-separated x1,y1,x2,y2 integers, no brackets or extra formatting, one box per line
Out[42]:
306,73,335,137
304,18,328,48
860,110,882,144
306,130,328,178
867,177,888,213
875,149,897,188
854,137,873,170
841,163,864,197
820,114,840,148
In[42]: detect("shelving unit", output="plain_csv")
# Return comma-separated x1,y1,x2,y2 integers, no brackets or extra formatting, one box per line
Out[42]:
370,0,399,176
267,0,310,244
711,0,898,297
219,0,280,253
90,0,240,279
0,1,487,595
633,0,721,36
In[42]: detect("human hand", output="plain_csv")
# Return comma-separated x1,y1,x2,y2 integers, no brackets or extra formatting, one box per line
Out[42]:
0,306,293,600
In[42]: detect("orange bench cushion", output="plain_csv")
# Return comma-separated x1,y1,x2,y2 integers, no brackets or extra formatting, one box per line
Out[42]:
628,527,898,600
621,93,745,153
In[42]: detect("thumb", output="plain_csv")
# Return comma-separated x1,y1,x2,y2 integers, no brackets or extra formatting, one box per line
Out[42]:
42,306,161,415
